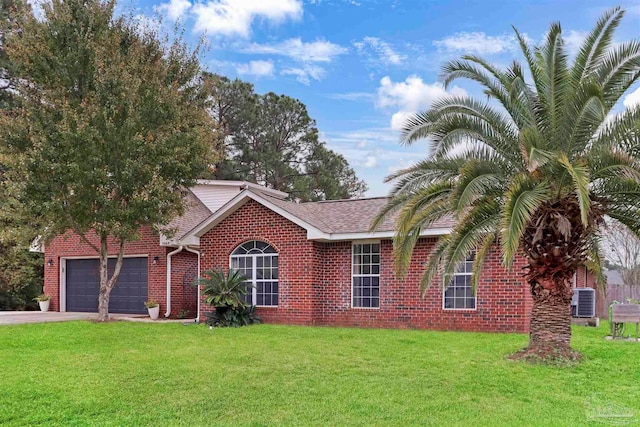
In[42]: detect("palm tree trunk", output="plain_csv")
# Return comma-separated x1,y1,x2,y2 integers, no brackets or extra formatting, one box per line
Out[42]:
524,277,578,359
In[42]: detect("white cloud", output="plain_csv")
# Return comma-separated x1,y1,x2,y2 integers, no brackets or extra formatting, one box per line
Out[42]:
156,0,191,21
364,156,378,168
281,64,325,85
376,75,466,130
242,38,348,62
326,92,374,101
433,31,520,55
324,127,428,195
390,111,413,131
192,0,302,38
236,60,274,77
354,37,405,65
563,30,587,56
623,87,640,109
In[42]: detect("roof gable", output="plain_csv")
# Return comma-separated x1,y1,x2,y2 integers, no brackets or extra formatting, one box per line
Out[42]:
183,189,453,244
159,190,212,246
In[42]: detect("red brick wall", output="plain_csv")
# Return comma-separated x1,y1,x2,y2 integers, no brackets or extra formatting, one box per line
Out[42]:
199,200,532,333
200,200,316,325
315,239,530,332
575,265,596,288
170,251,198,317
43,227,194,316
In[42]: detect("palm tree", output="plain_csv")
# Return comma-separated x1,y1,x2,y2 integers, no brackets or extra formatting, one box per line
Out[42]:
373,7,640,360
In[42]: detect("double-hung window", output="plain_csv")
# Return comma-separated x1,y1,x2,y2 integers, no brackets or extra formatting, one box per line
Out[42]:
352,243,380,308
443,252,476,309
230,241,278,307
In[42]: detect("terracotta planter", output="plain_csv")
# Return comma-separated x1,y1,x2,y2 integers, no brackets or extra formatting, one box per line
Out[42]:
39,300,50,312
148,305,160,320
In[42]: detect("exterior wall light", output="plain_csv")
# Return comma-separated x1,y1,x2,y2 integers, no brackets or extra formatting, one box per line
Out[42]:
47,258,54,267
153,256,159,265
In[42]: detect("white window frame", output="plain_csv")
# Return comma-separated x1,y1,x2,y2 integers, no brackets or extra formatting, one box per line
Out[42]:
229,241,278,307
351,240,381,309
442,252,477,311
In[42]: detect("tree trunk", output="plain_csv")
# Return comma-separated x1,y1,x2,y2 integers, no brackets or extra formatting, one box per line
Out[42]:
96,235,126,322
525,277,577,359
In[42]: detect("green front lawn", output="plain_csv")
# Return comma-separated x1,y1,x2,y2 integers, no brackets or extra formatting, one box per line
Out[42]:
0,321,638,426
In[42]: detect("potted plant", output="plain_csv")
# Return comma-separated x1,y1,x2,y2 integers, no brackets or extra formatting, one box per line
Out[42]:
145,300,160,320
34,294,51,312
196,269,261,327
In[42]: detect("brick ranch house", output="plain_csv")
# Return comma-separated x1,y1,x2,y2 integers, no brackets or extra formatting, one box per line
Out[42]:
42,180,596,332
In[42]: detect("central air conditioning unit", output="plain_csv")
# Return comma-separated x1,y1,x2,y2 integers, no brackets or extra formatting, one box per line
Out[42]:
571,288,596,318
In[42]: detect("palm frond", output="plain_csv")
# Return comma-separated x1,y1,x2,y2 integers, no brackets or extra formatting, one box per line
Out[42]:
418,236,451,296
371,181,453,233
453,160,504,212
385,8,640,299
442,200,501,281
558,153,591,226
593,106,640,156
565,79,605,155
393,200,453,276
572,7,623,84
589,149,640,182
500,177,551,267
405,111,521,166
513,26,548,120
598,40,640,107
537,22,570,140
470,232,498,293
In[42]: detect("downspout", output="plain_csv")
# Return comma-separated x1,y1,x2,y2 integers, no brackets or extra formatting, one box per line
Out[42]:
166,246,184,318
184,246,201,323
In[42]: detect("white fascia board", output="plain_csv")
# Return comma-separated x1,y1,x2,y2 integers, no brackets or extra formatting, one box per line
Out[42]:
188,191,253,238
309,227,452,242
194,180,288,199
187,190,328,240
182,188,453,243
160,233,200,247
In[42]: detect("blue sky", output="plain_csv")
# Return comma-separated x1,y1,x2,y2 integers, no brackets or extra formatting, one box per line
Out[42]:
58,0,640,195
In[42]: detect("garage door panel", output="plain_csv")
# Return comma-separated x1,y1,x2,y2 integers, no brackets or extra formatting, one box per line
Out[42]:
66,257,148,314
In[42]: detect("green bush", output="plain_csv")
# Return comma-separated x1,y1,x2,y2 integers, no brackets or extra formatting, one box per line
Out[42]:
196,269,261,327
0,245,43,311
204,305,262,327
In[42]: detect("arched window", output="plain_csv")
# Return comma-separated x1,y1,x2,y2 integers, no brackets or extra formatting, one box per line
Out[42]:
230,241,278,306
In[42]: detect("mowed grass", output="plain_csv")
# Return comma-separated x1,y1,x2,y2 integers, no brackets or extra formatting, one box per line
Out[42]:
0,321,638,426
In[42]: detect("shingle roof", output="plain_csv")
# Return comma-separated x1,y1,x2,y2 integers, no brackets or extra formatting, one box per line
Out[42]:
260,192,455,234
162,190,212,240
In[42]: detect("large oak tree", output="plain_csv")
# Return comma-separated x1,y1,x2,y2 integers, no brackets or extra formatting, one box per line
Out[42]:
1,0,217,320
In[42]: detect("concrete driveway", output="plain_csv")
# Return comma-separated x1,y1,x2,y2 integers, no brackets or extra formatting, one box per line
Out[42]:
0,311,127,325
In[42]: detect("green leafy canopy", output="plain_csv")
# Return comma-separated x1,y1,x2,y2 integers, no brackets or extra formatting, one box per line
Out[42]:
0,0,219,319
205,74,367,201
2,0,217,245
